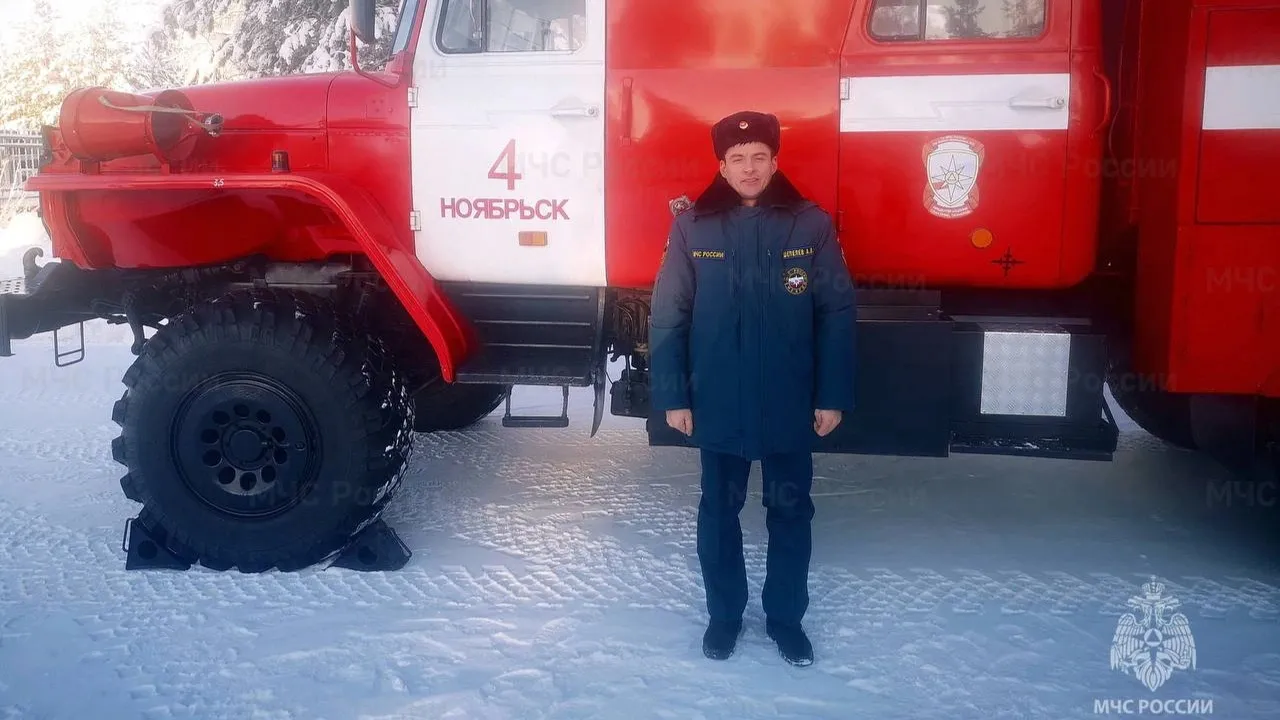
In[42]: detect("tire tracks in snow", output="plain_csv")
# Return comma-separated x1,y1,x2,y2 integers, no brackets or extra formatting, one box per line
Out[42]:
3,490,1278,619
4,419,1280,718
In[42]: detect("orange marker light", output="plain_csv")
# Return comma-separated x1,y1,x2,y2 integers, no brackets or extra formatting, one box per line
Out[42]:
970,227,994,249
519,231,548,247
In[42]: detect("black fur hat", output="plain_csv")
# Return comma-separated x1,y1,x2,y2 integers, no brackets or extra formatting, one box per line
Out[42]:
711,110,781,159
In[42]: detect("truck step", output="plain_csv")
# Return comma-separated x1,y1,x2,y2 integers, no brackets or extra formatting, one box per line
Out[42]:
456,345,595,386
949,408,1120,462
944,319,1119,461
501,386,571,428
442,282,603,387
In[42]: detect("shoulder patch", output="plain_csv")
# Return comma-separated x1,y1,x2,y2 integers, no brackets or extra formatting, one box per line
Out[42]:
783,267,809,294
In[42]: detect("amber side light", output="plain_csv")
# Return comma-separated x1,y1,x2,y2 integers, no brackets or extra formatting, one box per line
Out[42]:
970,227,994,249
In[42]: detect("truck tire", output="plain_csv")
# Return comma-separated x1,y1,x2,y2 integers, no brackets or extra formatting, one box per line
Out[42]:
1106,350,1196,451
412,382,510,432
110,288,415,572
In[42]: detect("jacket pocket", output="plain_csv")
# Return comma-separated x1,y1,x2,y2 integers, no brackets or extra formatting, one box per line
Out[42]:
690,246,735,305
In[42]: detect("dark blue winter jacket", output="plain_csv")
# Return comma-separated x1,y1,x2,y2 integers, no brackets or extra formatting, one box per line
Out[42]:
649,171,857,460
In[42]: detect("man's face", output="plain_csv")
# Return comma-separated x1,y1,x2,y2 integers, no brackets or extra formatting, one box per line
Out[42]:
719,142,777,200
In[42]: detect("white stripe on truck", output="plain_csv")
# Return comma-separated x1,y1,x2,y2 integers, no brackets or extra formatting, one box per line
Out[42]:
839,65,1280,133
1202,64,1280,130
839,73,1072,133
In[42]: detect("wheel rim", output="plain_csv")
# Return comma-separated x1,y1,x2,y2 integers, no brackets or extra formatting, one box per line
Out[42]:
172,373,321,519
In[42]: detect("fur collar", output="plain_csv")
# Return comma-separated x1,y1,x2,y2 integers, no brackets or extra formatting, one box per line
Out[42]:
692,170,812,216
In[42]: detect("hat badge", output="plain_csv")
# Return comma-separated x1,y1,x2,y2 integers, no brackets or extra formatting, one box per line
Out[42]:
739,120,749,129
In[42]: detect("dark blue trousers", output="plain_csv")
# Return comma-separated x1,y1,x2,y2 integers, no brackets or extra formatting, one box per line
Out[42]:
697,449,815,628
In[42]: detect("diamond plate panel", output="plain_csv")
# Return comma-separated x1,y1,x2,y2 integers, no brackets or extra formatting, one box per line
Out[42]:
0,276,27,295
980,330,1070,416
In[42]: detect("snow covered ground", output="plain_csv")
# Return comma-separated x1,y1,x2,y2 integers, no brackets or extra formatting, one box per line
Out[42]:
2,212,1279,719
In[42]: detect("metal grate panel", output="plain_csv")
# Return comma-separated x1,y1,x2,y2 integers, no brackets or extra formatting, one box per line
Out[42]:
980,329,1070,416
0,276,28,296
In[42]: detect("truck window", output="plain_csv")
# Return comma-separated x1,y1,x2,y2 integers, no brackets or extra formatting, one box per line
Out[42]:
868,0,1046,41
392,0,423,54
438,0,587,54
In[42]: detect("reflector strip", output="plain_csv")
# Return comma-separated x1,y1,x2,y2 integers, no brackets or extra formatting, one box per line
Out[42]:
839,73,1071,133
1202,64,1280,130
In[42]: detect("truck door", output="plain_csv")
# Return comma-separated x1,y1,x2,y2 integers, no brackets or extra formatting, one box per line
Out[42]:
409,0,605,287
839,0,1104,289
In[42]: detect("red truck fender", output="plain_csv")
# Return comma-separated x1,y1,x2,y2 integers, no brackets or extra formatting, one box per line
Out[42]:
25,171,476,381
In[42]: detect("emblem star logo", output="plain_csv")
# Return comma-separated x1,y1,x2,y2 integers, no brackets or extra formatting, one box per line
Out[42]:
929,155,975,205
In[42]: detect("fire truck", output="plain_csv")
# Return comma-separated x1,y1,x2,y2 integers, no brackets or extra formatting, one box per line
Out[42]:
1,0,1276,572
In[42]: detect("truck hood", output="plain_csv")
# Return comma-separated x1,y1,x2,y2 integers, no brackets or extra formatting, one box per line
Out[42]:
169,73,340,132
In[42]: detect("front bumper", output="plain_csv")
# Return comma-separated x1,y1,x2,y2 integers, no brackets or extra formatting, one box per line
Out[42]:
0,248,104,358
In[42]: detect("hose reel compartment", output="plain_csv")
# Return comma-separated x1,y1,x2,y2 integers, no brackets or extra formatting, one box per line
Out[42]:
58,87,223,164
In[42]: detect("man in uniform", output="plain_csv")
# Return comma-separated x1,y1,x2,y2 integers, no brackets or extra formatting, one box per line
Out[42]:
648,110,857,666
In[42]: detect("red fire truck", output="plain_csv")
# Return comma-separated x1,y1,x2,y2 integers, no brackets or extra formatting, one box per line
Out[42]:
1,0,1276,572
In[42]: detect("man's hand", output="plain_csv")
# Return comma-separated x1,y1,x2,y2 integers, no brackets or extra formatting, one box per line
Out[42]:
814,409,842,437
666,408,693,436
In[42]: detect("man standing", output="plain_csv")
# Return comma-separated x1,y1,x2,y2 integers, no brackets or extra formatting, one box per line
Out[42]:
648,110,857,666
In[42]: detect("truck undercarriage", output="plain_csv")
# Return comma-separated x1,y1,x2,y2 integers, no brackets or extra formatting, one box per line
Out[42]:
0,244,1130,572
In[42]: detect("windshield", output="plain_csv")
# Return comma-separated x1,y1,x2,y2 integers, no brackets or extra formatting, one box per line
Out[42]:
392,0,424,54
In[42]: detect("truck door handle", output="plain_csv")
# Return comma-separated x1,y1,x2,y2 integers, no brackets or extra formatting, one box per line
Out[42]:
1008,96,1066,110
549,104,599,118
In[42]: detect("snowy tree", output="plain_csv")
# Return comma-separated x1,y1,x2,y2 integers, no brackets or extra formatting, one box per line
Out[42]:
1002,0,1045,37
869,0,922,38
132,29,188,92
158,0,401,83
940,0,988,39
0,0,142,131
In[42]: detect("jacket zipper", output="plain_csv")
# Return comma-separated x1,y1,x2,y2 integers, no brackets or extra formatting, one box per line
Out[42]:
760,232,769,456
769,217,798,455
728,216,745,459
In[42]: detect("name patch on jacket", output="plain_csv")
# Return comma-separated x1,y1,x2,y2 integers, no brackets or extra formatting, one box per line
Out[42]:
691,249,726,259
782,247,814,259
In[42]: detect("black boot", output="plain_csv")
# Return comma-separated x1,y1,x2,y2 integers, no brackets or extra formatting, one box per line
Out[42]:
766,620,813,666
702,619,743,660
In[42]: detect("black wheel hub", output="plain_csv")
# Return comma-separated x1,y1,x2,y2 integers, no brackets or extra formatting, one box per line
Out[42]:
173,374,320,518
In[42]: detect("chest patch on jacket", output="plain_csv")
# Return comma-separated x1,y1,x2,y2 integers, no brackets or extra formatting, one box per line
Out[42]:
783,267,809,295
782,246,814,259
691,249,726,259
